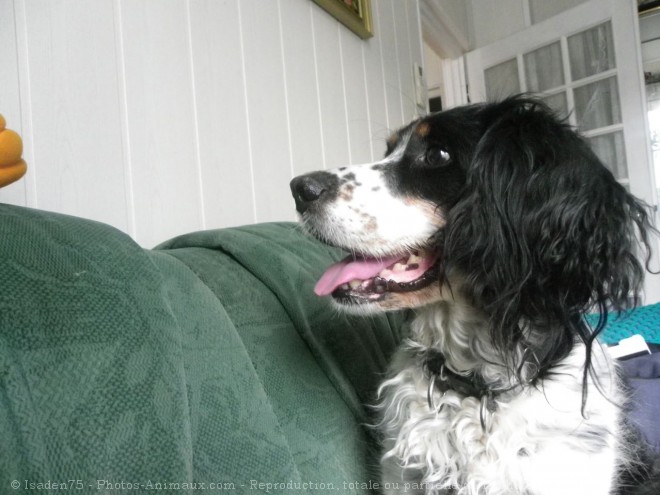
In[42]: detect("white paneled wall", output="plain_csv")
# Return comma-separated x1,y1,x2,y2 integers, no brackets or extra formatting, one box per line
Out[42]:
0,0,424,247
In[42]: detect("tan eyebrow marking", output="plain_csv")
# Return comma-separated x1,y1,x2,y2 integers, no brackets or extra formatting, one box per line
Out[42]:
415,122,430,137
386,133,399,149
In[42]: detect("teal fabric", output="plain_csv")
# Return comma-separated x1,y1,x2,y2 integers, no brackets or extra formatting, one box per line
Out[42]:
588,303,660,344
0,204,404,494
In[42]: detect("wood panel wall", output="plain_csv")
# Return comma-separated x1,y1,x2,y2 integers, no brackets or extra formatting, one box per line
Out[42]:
0,0,424,246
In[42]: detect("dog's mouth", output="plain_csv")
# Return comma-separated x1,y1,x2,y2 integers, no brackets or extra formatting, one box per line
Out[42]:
314,248,439,303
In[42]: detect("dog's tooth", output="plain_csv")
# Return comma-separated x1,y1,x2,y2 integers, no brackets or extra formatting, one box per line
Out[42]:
349,279,361,289
341,283,350,290
393,263,407,272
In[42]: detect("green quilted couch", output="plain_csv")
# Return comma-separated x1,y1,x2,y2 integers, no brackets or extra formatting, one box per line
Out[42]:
0,203,406,494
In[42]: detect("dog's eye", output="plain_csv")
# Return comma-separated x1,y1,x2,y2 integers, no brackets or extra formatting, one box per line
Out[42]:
424,147,451,168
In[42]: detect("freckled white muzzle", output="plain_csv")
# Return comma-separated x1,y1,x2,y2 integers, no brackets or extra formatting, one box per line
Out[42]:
290,152,446,311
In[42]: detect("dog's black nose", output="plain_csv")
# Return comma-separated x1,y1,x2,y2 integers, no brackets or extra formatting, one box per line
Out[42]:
290,172,338,214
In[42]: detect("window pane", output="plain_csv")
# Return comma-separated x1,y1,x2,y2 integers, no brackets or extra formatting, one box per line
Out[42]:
587,131,627,180
524,42,564,92
485,59,520,100
540,91,568,118
574,77,621,131
568,22,615,81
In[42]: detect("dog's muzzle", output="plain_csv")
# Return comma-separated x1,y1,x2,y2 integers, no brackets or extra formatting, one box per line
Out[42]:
290,171,338,214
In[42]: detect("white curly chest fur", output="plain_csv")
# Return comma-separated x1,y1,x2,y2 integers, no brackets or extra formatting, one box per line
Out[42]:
376,303,625,495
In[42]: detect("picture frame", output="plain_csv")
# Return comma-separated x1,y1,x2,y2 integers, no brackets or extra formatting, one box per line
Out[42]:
312,0,373,39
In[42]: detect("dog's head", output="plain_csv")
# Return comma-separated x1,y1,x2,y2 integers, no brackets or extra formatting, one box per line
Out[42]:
291,97,653,338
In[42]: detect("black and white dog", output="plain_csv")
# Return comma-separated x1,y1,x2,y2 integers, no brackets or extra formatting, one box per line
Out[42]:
291,97,659,495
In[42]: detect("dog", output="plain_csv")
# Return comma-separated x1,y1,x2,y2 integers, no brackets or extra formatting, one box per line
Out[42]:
290,96,660,494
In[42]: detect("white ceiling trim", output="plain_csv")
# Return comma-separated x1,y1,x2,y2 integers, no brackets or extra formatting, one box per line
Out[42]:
420,0,470,58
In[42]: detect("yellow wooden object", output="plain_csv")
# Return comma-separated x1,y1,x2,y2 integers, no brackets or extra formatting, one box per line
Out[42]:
0,114,27,188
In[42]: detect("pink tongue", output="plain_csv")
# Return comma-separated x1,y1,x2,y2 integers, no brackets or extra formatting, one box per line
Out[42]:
314,254,403,296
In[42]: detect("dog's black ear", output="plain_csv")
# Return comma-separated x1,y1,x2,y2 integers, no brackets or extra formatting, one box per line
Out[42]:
444,97,654,370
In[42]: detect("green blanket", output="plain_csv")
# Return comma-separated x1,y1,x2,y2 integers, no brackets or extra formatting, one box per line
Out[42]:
0,204,405,494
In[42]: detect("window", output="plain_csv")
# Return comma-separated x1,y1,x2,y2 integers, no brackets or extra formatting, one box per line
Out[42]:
483,21,628,185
